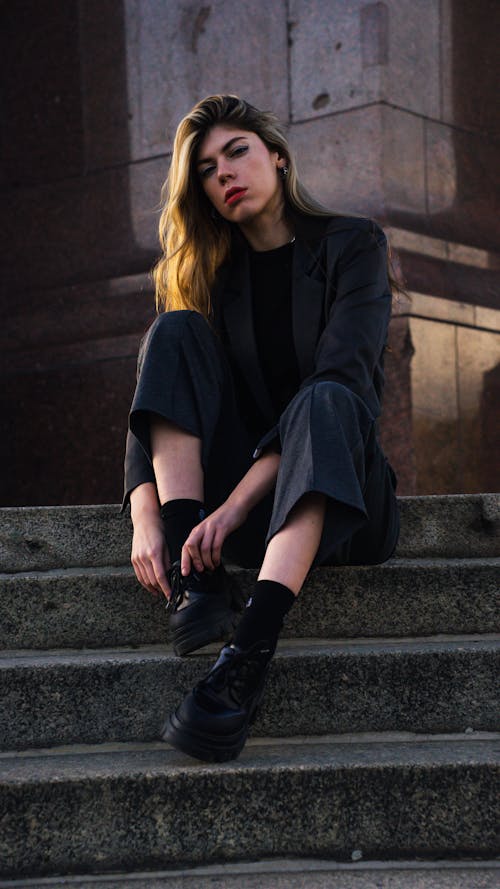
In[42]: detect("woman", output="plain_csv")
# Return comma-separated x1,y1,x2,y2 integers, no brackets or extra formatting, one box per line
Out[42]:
124,94,400,763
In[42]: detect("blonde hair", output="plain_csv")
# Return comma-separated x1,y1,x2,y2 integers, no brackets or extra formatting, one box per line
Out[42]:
153,95,333,317
153,95,331,316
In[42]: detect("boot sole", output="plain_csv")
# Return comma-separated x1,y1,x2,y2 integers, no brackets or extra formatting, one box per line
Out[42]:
161,686,266,763
171,608,240,657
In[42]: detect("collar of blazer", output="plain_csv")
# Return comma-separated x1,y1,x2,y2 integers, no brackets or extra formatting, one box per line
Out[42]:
214,213,336,424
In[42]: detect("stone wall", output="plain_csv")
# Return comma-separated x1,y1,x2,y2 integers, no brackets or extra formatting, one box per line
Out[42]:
1,0,498,505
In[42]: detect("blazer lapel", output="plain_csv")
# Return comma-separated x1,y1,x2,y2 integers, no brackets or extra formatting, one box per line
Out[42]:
222,250,276,424
221,217,330,418
291,236,328,379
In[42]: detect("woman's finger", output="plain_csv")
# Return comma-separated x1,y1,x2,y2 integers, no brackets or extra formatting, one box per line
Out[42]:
200,528,217,571
152,558,171,599
180,543,192,577
182,526,205,574
185,540,205,574
211,528,225,567
136,561,160,596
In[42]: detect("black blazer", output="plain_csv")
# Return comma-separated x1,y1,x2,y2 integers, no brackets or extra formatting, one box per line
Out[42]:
123,213,392,503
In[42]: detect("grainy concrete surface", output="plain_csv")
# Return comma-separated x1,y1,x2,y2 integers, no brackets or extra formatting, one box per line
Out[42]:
0,495,498,572
1,637,498,749
1,558,498,650
0,737,498,879
0,858,499,888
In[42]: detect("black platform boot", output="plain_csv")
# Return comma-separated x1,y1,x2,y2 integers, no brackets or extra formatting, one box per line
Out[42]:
167,561,245,657
161,640,273,761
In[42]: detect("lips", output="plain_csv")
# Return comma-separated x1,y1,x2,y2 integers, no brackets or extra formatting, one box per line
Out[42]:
224,187,247,206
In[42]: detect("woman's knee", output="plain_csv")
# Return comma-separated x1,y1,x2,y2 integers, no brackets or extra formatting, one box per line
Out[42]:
308,380,358,406
285,380,365,418
150,309,208,337
141,310,212,357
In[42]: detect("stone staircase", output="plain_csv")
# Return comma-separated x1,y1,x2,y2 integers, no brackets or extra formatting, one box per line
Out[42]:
0,495,498,888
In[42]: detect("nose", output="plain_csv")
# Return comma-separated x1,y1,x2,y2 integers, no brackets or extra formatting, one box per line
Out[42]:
217,162,233,184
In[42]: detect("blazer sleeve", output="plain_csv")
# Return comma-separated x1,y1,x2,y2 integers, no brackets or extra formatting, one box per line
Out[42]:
299,220,391,417
121,328,157,511
122,429,156,511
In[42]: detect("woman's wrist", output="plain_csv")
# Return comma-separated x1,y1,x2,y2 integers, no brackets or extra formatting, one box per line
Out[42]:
130,482,160,523
226,451,280,515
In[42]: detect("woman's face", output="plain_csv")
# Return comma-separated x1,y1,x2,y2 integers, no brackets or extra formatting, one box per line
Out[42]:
196,125,286,226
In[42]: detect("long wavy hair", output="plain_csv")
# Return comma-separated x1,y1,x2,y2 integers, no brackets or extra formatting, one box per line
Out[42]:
153,94,334,316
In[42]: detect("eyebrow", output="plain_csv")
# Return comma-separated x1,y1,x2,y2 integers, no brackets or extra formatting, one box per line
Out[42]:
197,136,248,167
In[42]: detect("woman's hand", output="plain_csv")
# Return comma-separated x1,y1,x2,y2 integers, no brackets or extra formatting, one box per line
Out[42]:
130,483,171,599
181,450,280,576
181,500,248,575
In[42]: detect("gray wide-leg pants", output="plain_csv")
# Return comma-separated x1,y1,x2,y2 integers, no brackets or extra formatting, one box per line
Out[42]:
129,311,400,568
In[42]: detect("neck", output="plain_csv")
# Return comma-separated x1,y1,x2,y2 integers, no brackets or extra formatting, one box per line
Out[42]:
238,208,294,253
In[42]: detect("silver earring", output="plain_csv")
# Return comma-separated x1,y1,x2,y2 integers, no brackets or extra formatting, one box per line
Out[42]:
279,166,289,179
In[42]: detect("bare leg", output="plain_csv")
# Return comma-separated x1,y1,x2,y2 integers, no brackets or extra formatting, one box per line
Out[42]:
258,492,326,595
150,415,203,504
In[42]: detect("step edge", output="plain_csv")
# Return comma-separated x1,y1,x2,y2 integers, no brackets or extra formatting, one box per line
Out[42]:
2,729,499,761
1,634,499,665
1,556,500,580
0,857,499,889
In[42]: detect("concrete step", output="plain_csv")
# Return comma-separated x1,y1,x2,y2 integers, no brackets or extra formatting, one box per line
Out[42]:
1,558,498,651
0,494,498,572
0,734,497,879
2,859,499,889
1,636,498,750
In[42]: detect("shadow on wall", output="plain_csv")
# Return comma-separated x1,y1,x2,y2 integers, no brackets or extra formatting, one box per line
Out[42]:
480,362,500,492
0,2,156,506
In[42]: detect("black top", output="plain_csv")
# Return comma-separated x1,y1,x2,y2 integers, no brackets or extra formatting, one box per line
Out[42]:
249,241,300,418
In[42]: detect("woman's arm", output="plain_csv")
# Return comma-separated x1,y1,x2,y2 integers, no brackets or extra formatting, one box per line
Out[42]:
181,450,280,575
130,481,171,598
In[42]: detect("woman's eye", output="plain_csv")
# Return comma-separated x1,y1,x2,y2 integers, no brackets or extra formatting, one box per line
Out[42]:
230,145,248,158
200,165,215,178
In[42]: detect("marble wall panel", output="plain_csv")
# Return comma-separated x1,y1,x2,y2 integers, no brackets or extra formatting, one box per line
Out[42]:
425,121,500,251
290,104,426,220
480,362,500,493
396,252,499,313
82,0,289,169
382,107,426,215
456,326,500,494
289,0,440,122
79,0,131,170
1,1,83,187
441,0,500,134
0,352,139,507
381,0,440,119
296,104,428,220
1,157,164,293
379,315,417,496
408,311,500,495
290,106,384,217
409,318,460,494
0,275,154,372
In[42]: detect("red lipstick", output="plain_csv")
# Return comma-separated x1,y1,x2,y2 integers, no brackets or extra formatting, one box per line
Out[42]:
225,187,247,205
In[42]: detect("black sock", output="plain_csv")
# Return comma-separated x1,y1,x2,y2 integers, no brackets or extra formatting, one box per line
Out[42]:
160,499,205,566
232,579,295,655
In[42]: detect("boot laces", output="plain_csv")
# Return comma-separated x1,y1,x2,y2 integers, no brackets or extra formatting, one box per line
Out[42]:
165,562,184,614
202,645,271,705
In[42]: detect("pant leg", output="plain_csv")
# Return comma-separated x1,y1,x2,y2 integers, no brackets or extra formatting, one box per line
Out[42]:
266,380,399,567
128,310,273,566
130,310,232,470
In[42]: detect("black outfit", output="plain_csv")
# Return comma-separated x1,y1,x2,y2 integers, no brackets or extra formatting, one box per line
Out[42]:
250,240,300,416
124,214,400,569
